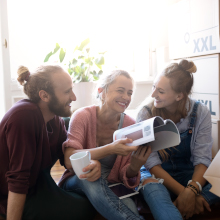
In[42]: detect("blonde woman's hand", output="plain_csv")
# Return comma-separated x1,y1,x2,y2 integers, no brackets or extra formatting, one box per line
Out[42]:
79,160,101,182
108,138,139,156
129,145,152,173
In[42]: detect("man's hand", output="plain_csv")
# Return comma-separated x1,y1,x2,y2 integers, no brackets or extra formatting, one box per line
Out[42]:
79,160,101,182
194,194,211,215
173,187,196,219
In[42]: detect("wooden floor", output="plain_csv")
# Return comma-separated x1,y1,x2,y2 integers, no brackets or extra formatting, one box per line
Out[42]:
51,160,66,184
51,161,220,220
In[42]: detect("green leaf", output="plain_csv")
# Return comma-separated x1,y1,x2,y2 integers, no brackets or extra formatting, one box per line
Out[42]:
59,48,66,62
72,59,77,65
78,38,90,51
95,56,105,69
84,57,90,63
74,74,83,83
95,64,102,69
44,52,53,62
99,51,107,55
81,75,90,82
84,57,93,64
74,66,82,74
44,43,60,62
68,68,73,75
95,55,105,65
81,63,86,70
93,75,99,81
73,46,79,53
98,70,103,75
53,43,61,53
72,73,79,81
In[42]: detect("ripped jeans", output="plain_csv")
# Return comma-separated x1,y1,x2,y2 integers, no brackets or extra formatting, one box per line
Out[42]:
139,166,183,220
62,166,143,220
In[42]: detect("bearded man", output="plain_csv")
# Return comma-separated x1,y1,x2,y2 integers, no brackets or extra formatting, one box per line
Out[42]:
0,65,96,220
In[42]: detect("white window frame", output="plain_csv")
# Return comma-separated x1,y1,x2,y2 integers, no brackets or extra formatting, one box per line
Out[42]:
0,0,12,120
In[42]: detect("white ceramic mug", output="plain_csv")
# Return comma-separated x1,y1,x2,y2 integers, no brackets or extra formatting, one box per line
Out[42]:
69,151,91,179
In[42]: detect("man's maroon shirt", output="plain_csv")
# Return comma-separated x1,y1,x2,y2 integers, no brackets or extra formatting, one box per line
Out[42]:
0,99,67,215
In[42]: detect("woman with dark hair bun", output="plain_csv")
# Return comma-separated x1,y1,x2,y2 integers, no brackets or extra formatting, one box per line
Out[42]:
137,59,220,219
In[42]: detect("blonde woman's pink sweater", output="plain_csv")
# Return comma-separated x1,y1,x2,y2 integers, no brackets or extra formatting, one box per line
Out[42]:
59,105,140,189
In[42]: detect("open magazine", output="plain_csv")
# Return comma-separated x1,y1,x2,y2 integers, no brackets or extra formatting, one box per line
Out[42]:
113,116,180,151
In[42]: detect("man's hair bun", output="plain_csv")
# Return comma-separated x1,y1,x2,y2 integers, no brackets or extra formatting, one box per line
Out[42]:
17,66,30,85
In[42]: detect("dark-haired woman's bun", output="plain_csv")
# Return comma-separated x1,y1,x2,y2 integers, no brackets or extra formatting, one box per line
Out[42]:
179,59,197,74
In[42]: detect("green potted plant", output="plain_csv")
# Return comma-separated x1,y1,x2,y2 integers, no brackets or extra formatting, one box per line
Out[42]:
44,38,106,110
44,38,105,83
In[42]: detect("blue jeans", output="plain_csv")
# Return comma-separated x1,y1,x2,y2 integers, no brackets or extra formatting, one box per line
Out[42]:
62,166,143,220
140,167,183,220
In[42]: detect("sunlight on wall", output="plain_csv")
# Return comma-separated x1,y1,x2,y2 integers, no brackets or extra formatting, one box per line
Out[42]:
7,0,167,80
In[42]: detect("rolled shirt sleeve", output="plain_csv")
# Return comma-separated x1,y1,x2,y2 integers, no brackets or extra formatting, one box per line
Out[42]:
144,151,162,170
191,104,213,167
5,111,39,194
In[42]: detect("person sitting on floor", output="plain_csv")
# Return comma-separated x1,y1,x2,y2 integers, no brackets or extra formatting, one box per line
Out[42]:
137,59,220,219
60,69,182,220
0,64,95,220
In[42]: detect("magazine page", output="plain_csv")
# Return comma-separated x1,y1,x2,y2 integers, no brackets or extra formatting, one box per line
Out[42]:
113,116,180,149
113,117,157,146
203,150,220,197
149,119,180,151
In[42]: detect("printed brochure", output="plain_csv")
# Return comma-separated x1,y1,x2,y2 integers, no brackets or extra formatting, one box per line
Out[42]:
113,116,180,151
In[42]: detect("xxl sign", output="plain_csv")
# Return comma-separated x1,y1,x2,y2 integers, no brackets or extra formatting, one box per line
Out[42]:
198,100,216,116
193,36,216,53
169,0,219,59
191,93,219,119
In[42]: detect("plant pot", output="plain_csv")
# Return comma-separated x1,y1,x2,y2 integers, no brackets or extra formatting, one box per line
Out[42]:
71,82,98,111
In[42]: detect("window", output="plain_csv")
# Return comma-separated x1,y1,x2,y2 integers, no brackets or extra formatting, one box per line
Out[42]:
7,0,151,81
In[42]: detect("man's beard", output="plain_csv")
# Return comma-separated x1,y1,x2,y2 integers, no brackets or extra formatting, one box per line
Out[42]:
48,94,71,117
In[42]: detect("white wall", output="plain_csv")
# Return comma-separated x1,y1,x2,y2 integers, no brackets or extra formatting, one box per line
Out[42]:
0,0,12,120
2,0,179,121
128,82,152,110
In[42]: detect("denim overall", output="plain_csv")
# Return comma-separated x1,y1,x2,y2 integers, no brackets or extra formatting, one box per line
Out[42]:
139,102,220,220
159,101,219,205
160,102,198,184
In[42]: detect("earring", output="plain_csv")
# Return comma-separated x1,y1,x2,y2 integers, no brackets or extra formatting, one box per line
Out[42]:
99,93,106,106
102,98,106,106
